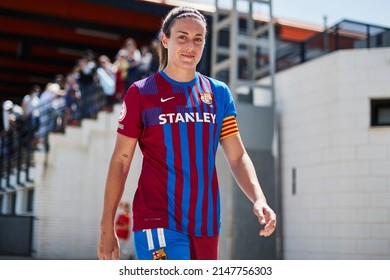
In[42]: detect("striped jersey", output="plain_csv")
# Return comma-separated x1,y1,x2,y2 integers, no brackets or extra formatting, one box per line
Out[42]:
117,71,239,236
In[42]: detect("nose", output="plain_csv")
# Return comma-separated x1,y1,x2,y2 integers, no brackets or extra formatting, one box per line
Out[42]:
185,40,194,50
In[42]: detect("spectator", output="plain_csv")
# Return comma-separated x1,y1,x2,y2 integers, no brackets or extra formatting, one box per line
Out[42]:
123,38,141,96
2,100,15,131
36,83,64,152
97,55,117,109
1,100,25,170
22,84,41,133
64,82,82,126
148,38,160,74
51,89,67,133
54,74,66,90
63,68,82,125
115,201,132,260
137,45,153,79
114,49,129,99
22,85,40,117
76,49,98,118
2,100,23,130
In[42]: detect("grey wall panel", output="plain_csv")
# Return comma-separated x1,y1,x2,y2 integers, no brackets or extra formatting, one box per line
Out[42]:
230,150,277,259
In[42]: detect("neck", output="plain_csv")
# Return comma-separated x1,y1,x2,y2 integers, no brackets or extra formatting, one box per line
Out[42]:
163,66,196,82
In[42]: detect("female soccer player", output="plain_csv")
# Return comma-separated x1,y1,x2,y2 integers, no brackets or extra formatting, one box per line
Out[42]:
98,6,276,260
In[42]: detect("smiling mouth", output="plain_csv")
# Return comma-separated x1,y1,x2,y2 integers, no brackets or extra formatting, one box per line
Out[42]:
181,53,195,58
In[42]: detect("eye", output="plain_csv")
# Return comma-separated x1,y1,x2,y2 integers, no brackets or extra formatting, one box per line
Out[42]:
194,37,204,44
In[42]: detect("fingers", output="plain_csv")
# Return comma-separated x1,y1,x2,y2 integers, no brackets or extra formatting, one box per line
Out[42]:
97,245,112,260
97,237,119,260
98,247,118,260
259,217,277,237
257,212,266,225
113,245,120,260
97,241,106,260
254,204,277,237
97,249,109,260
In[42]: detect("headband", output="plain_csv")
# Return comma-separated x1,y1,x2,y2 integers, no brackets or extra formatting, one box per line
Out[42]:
163,10,206,34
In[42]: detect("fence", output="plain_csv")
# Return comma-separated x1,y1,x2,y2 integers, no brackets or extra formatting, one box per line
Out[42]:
276,19,390,74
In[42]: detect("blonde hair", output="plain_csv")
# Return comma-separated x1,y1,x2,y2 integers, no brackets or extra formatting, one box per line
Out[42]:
158,6,207,71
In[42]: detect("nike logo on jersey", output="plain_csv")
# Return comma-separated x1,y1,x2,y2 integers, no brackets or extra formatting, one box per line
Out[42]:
160,97,175,103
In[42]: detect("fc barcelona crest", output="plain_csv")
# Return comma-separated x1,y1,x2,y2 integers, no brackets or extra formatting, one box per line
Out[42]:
152,248,167,260
200,92,213,105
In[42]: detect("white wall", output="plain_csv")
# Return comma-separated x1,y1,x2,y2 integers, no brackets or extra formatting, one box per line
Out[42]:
275,47,390,259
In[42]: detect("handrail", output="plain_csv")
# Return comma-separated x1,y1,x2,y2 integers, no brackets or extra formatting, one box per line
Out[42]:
0,88,106,191
275,19,390,75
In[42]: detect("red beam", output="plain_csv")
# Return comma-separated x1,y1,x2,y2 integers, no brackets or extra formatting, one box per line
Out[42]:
0,0,162,31
0,57,69,74
0,38,19,53
30,45,80,61
0,16,123,49
0,72,31,83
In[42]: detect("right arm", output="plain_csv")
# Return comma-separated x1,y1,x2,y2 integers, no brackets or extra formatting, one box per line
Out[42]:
97,133,137,260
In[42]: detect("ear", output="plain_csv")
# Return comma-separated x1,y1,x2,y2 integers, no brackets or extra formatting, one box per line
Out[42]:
161,33,169,48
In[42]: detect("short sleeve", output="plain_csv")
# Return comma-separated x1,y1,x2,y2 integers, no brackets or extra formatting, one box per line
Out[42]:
223,84,237,119
117,84,143,138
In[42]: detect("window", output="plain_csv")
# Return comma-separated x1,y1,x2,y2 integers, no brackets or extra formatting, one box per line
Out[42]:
6,192,16,215
292,167,297,195
8,192,16,215
371,98,390,126
0,195,3,214
26,189,34,213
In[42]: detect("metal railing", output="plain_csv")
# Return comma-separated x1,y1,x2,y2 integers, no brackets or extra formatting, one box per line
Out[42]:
276,19,390,74
0,116,35,191
0,88,107,192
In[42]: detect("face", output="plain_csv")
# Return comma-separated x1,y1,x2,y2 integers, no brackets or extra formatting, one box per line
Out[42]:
162,17,206,71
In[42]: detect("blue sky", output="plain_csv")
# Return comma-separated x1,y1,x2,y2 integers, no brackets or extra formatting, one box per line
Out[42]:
272,0,390,28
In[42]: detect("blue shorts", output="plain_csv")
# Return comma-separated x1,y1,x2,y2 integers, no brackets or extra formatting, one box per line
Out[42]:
134,228,219,260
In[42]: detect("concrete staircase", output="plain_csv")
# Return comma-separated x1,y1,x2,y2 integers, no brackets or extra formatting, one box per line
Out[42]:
32,104,141,259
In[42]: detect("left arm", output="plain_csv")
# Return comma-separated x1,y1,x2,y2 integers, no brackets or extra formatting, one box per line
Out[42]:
221,134,277,237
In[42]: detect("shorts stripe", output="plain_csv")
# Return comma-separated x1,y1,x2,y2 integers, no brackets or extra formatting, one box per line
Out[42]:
144,229,154,250
157,228,166,247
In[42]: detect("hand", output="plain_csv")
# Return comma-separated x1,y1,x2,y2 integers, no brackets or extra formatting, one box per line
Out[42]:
253,200,277,237
97,230,120,260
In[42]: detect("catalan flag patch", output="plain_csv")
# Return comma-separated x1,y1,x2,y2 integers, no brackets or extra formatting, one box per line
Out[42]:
220,116,239,140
